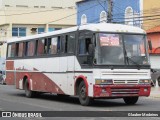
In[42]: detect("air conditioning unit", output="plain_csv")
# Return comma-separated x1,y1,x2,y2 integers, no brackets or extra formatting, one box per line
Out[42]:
31,28,37,32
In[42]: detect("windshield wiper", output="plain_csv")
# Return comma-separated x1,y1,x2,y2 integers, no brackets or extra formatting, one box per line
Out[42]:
124,48,141,69
126,56,141,69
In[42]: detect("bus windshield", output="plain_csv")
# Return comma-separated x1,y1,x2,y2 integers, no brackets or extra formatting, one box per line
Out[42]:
94,33,149,66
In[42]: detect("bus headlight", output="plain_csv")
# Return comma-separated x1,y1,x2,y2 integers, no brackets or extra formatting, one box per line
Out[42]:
139,79,151,84
95,79,113,85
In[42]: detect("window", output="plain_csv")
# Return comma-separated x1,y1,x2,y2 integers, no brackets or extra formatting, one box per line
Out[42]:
5,5,10,7
16,5,28,8
55,28,61,31
37,28,45,34
48,28,55,32
48,37,59,54
18,43,24,57
25,41,35,56
79,32,92,55
100,11,107,23
67,34,75,53
14,42,24,57
34,6,39,8
37,39,47,55
40,6,45,8
12,27,26,37
7,44,15,57
81,14,87,25
78,31,93,65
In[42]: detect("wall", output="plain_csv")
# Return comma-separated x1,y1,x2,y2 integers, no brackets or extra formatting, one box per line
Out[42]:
147,33,160,54
0,0,81,8
143,0,160,30
150,55,160,69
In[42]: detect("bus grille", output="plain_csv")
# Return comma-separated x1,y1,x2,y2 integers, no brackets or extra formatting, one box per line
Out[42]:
113,80,139,85
111,88,140,96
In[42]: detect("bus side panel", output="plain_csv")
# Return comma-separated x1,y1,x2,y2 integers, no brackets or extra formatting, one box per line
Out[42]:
6,60,15,85
15,72,65,94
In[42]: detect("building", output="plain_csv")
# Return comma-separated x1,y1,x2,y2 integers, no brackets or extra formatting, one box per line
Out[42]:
146,26,160,78
0,0,81,58
147,26,160,54
143,0,160,30
76,0,142,27
142,0,160,69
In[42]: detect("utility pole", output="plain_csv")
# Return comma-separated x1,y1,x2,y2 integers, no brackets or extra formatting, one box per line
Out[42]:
107,0,113,23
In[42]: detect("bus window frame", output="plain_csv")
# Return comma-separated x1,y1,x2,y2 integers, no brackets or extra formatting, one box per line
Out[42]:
6,32,77,60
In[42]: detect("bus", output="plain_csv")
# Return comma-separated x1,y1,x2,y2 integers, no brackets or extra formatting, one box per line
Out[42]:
6,23,151,106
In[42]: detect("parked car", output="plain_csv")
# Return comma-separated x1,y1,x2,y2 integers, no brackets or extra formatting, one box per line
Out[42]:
151,69,160,87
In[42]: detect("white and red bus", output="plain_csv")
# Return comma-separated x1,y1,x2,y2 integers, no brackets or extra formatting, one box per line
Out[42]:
6,23,151,106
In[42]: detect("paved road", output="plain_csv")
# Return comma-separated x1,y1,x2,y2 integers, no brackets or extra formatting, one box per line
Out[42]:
0,85,160,120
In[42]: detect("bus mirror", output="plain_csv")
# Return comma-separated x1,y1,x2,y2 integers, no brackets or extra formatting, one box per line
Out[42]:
88,44,95,55
148,41,152,50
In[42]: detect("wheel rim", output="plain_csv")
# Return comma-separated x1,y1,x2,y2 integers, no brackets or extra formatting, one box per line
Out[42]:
80,84,86,99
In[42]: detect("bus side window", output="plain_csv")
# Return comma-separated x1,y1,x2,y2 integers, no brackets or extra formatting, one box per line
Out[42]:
26,41,35,57
79,33,92,55
37,39,47,55
49,37,58,54
67,34,75,53
18,42,24,57
78,31,93,65
7,44,15,58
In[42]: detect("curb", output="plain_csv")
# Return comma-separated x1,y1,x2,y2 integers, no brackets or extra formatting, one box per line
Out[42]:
149,95,160,99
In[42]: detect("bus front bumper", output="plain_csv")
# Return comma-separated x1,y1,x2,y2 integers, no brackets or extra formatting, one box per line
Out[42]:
93,84,151,98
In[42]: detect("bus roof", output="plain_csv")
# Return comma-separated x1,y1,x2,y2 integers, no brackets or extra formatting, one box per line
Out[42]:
7,23,145,43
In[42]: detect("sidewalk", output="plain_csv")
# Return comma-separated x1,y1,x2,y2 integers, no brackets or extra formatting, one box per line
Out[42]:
150,86,160,98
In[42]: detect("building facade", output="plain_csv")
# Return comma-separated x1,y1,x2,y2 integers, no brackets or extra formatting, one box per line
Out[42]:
147,26,160,54
77,0,142,27
0,0,81,58
143,0,160,30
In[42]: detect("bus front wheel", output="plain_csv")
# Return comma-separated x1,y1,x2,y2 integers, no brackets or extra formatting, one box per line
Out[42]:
78,81,93,106
24,79,35,98
123,96,139,105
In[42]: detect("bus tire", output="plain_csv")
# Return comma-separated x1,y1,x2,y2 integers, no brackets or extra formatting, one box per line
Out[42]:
24,79,35,98
123,97,139,105
78,81,92,106
157,77,160,87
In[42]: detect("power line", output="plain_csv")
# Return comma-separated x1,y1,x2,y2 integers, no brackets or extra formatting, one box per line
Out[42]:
46,3,100,24
0,7,74,16
96,0,107,12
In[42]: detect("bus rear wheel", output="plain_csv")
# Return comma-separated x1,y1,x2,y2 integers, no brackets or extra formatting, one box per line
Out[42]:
78,81,92,106
123,96,139,105
24,79,35,98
